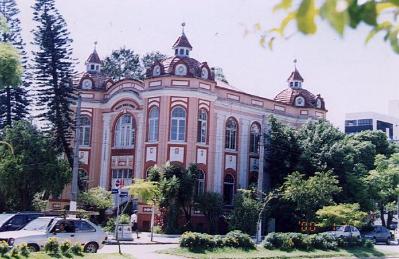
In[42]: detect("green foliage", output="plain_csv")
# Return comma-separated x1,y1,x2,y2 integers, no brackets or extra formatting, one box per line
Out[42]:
180,230,254,250
9,246,19,257
32,0,76,164
0,241,8,256
119,214,130,224
70,243,83,255
195,192,224,234
103,47,142,81
0,43,21,90
44,237,60,255
141,51,166,69
32,192,48,211
78,187,112,211
103,217,116,233
60,240,72,255
129,180,160,205
223,230,255,249
229,189,262,235
316,203,368,228
17,243,30,257
266,0,399,54
282,171,341,222
0,121,71,211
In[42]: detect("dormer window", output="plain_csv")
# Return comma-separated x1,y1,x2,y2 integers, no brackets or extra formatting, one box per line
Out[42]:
175,64,187,76
201,67,209,79
175,49,178,55
295,96,305,107
90,64,95,70
290,82,294,87
153,65,161,76
316,98,322,109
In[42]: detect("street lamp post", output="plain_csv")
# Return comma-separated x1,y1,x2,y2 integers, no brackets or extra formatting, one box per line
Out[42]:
70,94,82,212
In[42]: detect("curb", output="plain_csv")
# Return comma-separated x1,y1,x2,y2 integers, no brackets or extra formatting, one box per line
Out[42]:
106,241,178,245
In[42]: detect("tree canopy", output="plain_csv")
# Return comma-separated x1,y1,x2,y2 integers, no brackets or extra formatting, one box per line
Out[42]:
0,43,21,90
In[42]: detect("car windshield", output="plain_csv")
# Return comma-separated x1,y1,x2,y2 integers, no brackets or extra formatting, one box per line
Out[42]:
336,226,347,232
0,214,12,225
23,218,53,231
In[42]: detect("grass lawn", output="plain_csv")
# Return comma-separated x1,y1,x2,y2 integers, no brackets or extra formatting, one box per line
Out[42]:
162,246,398,259
1,253,134,259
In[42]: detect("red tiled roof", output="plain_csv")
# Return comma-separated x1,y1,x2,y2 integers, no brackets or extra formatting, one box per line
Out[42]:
172,33,193,50
287,69,304,82
274,87,318,108
86,50,102,64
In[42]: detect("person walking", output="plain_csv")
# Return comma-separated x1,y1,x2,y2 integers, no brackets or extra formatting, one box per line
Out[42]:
131,211,139,239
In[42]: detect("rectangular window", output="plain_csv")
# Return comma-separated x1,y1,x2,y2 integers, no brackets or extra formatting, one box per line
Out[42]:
357,119,372,126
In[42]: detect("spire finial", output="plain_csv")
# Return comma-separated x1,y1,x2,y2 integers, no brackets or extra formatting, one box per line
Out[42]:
293,58,297,70
94,41,98,51
181,22,186,34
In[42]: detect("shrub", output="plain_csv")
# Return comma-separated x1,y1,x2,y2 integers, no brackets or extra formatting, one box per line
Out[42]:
337,236,364,248
103,217,116,233
17,243,30,257
70,243,83,255
44,237,60,255
263,232,338,251
224,230,255,249
9,246,19,257
214,235,225,248
180,232,215,250
364,239,374,248
60,240,72,255
0,241,8,256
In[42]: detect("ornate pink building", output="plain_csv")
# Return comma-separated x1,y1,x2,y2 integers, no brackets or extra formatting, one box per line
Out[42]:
56,29,327,214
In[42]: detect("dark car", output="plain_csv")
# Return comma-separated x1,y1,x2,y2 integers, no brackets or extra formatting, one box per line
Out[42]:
0,213,43,232
363,225,392,244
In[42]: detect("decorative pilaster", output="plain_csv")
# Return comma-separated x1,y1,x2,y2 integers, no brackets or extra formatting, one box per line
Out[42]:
99,113,112,188
134,113,144,179
239,119,250,188
213,113,226,193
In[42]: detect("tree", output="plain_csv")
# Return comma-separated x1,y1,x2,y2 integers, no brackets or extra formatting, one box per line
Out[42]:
129,179,160,241
31,0,76,164
266,116,300,187
366,153,399,227
316,203,368,229
195,192,224,234
281,171,341,225
103,47,142,81
141,51,166,69
0,43,21,91
229,189,262,235
0,0,30,128
0,121,71,211
263,1,399,54
78,187,112,211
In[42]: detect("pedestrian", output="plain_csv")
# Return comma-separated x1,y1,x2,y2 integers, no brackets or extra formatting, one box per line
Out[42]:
131,210,139,239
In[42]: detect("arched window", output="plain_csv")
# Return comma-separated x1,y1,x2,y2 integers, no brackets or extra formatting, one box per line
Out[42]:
175,64,187,76
295,96,305,107
195,170,206,196
79,116,91,146
223,174,235,205
170,106,186,141
114,114,135,148
148,107,159,142
197,109,208,144
249,123,261,153
78,169,89,192
225,118,238,150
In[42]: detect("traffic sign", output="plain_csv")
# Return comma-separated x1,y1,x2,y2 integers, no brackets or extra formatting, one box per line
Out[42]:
119,192,128,198
111,188,119,194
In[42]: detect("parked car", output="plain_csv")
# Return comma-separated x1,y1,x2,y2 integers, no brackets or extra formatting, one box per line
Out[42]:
0,217,107,253
363,225,392,244
0,213,43,232
326,225,361,239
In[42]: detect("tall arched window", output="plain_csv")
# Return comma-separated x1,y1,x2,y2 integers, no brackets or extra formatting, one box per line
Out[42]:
249,123,261,153
195,170,206,196
225,118,238,150
78,169,89,192
170,106,186,141
223,174,235,205
148,106,159,142
197,109,208,144
114,114,135,148
79,116,91,146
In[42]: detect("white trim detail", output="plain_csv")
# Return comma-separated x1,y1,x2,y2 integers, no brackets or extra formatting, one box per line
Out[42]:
99,113,112,188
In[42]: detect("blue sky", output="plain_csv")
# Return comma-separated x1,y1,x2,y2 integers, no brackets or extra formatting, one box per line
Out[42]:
16,0,399,128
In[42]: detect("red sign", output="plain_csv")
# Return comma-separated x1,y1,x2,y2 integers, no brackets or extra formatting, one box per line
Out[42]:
115,179,120,188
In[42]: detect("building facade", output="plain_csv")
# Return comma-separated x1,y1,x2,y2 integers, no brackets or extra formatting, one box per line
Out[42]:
53,28,327,219
345,112,399,141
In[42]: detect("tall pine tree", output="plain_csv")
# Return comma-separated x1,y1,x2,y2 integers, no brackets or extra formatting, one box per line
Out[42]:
31,0,76,164
0,0,30,128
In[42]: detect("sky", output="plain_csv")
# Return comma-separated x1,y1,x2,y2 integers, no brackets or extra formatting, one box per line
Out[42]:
15,0,399,128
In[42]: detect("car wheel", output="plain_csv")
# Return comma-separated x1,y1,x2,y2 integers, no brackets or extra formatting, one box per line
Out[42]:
27,243,40,252
84,242,98,253
386,238,390,245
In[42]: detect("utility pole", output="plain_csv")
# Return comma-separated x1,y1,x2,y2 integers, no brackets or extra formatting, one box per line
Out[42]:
256,114,267,244
70,94,82,212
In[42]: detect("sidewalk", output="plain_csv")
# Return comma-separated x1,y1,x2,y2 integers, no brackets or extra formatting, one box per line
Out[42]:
106,232,180,245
